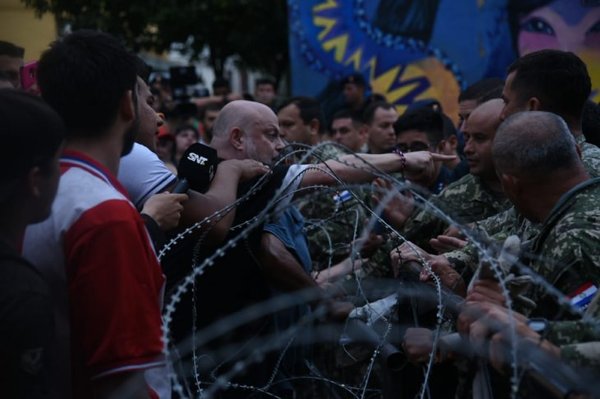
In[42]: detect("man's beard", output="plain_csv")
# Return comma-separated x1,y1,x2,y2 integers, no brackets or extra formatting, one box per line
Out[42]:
122,83,140,157
121,117,139,156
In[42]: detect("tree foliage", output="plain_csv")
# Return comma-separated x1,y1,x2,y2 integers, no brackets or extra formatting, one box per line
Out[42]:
22,0,289,82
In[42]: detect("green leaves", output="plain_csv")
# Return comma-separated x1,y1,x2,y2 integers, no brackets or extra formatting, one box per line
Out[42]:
22,0,289,82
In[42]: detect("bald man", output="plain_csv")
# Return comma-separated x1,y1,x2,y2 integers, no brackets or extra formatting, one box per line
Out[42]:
386,99,511,251
453,112,600,397
210,100,448,186
399,111,600,399
491,111,600,316
170,100,452,397
442,50,600,276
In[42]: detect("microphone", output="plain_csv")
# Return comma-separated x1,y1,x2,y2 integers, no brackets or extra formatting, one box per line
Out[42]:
172,178,189,194
174,143,218,193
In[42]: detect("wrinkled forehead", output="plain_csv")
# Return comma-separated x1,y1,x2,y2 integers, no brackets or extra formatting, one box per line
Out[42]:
253,108,280,132
263,105,279,122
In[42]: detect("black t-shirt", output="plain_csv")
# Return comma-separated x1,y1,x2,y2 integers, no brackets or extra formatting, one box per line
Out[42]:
166,165,292,342
0,241,53,398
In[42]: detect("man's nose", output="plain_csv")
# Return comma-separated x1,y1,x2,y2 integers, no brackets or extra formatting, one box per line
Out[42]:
275,136,286,150
464,140,474,154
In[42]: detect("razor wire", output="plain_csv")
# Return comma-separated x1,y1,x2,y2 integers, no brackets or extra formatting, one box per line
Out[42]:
155,141,598,398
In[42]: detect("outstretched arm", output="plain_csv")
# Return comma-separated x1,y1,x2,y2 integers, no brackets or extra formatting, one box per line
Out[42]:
299,151,455,187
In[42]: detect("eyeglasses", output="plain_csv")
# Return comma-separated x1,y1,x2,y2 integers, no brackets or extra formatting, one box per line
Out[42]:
395,141,431,153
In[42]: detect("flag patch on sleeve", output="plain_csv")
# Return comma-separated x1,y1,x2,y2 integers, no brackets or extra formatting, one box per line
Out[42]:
333,190,353,204
568,282,598,310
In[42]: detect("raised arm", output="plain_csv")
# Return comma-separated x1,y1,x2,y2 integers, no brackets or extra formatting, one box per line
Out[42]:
179,159,269,244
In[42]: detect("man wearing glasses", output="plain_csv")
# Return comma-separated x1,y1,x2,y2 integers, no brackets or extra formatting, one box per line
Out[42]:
394,106,452,194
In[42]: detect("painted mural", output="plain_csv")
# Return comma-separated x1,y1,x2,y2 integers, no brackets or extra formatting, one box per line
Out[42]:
288,0,600,121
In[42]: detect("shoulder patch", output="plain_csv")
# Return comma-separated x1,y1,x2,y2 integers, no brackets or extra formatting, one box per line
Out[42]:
569,282,599,310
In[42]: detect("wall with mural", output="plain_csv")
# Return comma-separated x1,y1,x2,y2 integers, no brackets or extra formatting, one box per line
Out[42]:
288,0,600,122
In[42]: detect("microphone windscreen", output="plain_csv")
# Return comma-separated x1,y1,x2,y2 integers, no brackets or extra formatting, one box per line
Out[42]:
177,143,218,193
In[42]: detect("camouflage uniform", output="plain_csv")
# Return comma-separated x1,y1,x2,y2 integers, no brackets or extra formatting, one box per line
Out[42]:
578,135,600,178
292,142,394,395
402,173,511,251
450,179,600,306
446,208,541,276
545,291,600,370
365,174,511,281
445,137,600,277
452,178,600,398
293,142,374,270
526,178,600,318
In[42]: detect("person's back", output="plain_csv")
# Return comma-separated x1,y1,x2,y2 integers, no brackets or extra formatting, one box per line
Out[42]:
492,111,600,318
0,90,64,398
527,178,600,318
22,30,168,398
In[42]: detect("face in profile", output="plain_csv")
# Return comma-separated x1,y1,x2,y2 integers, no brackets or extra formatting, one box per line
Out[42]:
32,147,62,224
517,0,600,100
135,77,163,152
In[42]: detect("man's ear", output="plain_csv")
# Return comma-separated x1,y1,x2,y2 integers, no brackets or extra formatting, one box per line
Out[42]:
230,127,245,151
26,166,43,198
526,97,542,111
500,172,520,199
119,90,135,123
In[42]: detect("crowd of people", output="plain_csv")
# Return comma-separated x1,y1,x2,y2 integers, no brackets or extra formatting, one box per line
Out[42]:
1,29,600,399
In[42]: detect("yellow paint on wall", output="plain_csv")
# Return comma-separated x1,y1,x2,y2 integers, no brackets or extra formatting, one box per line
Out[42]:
0,0,57,61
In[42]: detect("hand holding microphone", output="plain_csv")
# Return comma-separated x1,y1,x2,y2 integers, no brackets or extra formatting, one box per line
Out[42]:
141,191,189,231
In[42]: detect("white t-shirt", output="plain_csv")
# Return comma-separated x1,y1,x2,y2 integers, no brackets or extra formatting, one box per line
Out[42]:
118,143,177,209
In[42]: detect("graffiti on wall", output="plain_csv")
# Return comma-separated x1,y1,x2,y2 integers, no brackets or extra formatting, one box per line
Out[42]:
288,0,600,121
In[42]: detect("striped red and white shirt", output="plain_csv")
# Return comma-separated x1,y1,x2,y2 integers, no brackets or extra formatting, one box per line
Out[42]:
23,149,169,398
